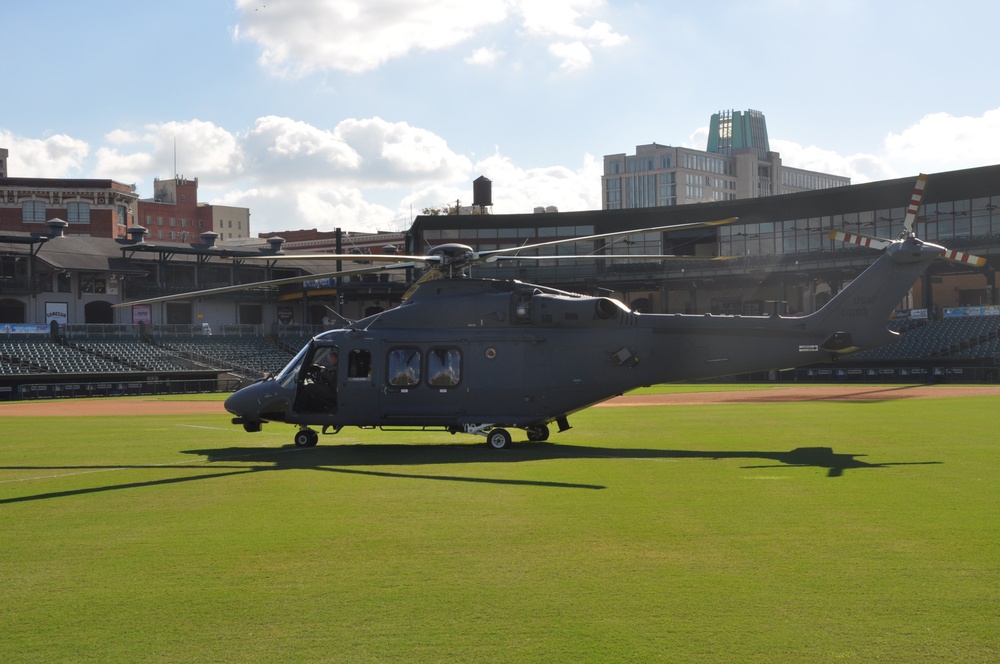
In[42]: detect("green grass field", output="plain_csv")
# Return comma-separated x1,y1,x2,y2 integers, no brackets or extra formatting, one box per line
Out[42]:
1,390,997,662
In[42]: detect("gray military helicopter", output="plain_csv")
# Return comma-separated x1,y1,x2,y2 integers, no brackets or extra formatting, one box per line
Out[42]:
120,175,984,449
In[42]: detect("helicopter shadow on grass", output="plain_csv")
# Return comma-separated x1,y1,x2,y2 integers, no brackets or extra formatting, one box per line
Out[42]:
184,441,942,480
0,443,941,505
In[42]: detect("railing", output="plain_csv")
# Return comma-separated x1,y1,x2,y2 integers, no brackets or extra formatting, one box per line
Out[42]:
150,324,264,337
63,324,141,339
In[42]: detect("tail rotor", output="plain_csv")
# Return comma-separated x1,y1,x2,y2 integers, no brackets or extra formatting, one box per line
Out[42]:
829,173,986,268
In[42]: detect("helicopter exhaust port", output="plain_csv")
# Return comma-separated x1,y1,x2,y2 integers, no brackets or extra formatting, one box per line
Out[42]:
595,298,620,320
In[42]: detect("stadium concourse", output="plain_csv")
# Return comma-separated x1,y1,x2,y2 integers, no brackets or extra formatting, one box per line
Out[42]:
4,385,1000,417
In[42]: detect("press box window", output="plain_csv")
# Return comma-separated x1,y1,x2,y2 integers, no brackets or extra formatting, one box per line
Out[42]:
427,348,461,387
387,348,420,387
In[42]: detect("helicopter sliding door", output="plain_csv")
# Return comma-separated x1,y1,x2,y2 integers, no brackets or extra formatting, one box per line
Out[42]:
379,342,468,425
328,345,380,425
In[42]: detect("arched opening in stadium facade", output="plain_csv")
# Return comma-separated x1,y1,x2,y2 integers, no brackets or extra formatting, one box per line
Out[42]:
0,298,26,323
84,300,114,324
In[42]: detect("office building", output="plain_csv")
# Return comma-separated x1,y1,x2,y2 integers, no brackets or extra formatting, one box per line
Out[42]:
602,109,850,210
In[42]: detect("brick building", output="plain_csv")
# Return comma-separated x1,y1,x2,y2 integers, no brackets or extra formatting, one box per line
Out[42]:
0,177,138,239
137,176,250,243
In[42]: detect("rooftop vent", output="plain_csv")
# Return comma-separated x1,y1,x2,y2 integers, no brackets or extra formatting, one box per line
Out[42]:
126,226,148,243
266,236,285,252
46,219,68,238
200,231,219,247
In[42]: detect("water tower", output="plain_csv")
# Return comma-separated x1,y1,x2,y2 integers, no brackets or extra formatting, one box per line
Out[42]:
473,175,492,213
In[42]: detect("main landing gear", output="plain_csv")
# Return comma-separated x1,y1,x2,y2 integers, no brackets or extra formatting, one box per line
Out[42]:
486,428,512,450
474,423,552,450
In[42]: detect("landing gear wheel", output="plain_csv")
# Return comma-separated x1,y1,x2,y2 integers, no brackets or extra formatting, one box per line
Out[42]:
486,428,513,450
294,429,319,448
525,424,550,442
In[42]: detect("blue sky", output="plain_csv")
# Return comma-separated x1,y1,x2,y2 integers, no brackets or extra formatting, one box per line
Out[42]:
5,0,1000,235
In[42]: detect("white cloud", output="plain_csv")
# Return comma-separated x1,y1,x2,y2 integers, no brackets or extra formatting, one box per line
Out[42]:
770,140,896,184
0,131,89,177
235,0,509,75
883,109,1000,175
80,115,474,233
479,151,603,213
234,0,626,75
515,1,628,47
466,46,504,66
767,107,1000,183
243,115,361,178
548,41,593,71
95,120,242,187
217,183,399,234
337,117,472,182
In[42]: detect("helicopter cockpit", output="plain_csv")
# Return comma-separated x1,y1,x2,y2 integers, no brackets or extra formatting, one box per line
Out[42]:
293,342,340,413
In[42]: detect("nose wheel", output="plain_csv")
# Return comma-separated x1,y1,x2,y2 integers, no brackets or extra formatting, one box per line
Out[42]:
294,428,319,448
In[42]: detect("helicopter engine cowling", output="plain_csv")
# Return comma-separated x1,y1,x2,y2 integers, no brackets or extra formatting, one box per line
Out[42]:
526,292,634,327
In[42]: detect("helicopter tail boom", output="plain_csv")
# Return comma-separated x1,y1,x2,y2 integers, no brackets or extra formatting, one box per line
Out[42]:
803,235,944,352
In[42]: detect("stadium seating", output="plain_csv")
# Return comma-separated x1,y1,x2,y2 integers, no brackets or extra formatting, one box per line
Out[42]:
850,316,1000,361
154,336,296,379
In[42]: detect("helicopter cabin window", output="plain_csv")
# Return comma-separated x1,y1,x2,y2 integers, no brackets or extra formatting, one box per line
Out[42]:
427,347,462,387
387,348,421,387
347,349,372,380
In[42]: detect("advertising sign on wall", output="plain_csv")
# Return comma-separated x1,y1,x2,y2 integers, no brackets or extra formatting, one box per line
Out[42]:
132,304,152,325
46,302,69,325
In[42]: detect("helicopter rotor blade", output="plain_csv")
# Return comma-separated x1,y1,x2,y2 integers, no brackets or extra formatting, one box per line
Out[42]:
476,217,739,261
489,254,738,263
400,268,444,301
112,261,419,308
226,252,435,265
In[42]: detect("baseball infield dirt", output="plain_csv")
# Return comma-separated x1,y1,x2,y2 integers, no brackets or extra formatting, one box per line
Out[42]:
2,384,999,417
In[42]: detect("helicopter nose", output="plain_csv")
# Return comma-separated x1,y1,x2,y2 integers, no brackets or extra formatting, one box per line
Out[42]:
225,383,261,418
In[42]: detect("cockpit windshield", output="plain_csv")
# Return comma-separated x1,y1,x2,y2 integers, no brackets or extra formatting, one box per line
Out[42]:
276,344,310,389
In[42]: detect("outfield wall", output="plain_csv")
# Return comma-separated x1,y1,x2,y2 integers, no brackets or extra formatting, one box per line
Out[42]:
0,372,244,401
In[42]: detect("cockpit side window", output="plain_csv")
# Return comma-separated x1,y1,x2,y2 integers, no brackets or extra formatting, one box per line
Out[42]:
347,349,372,379
387,348,420,387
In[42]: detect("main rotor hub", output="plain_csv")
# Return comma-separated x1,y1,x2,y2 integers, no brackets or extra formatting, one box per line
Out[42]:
427,243,476,266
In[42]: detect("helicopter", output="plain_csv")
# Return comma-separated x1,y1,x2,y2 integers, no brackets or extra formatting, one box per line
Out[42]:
118,175,984,449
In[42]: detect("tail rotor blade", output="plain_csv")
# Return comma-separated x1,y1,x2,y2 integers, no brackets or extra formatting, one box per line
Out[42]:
828,230,891,251
941,248,987,267
902,173,927,237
